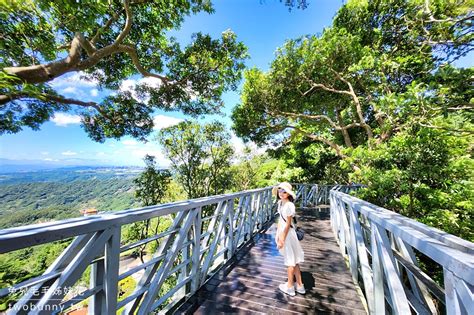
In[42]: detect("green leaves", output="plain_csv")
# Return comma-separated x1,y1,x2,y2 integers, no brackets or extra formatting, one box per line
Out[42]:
134,155,172,207
82,92,153,142
0,0,56,66
232,28,372,151
1,1,248,141
351,125,473,241
158,120,234,198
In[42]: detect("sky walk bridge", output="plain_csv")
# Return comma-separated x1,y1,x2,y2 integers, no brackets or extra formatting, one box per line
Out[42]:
0,185,472,314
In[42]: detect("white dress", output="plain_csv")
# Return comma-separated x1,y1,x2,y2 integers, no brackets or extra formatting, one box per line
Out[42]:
276,201,305,267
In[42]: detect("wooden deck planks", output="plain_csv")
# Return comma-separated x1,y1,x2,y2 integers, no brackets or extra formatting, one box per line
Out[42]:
175,207,367,314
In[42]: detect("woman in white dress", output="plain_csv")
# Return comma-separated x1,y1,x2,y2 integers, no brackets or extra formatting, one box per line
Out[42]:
273,182,305,296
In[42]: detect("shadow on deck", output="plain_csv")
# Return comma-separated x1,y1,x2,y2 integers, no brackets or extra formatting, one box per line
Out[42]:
175,207,367,314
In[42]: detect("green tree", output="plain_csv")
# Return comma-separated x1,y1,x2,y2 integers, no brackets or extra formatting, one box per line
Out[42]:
230,146,260,190
269,139,350,184
158,120,234,199
232,0,473,164
128,155,171,262
134,155,171,207
0,0,248,141
346,123,474,241
231,0,473,242
231,147,304,191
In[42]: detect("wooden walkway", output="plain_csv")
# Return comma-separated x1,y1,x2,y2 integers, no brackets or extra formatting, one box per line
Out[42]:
175,207,367,314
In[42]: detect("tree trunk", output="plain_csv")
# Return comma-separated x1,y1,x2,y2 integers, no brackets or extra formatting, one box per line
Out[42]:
335,109,353,148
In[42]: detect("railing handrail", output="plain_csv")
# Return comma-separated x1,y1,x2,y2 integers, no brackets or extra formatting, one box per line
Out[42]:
334,191,474,278
330,189,474,315
1,186,280,314
0,186,273,254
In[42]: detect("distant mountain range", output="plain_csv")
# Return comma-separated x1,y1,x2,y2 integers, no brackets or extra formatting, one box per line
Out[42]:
0,166,143,228
0,158,143,173
0,165,146,185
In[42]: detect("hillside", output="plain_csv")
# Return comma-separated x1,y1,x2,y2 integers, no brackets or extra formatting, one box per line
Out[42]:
0,167,142,229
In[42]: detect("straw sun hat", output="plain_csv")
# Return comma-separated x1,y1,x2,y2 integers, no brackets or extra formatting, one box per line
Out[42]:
272,182,296,200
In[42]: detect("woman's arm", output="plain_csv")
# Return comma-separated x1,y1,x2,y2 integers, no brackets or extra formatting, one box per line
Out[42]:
277,215,293,249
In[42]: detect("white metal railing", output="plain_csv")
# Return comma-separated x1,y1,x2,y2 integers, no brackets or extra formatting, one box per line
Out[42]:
294,183,364,206
330,189,474,315
0,187,280,314
3,184,470,314
293,183,333,206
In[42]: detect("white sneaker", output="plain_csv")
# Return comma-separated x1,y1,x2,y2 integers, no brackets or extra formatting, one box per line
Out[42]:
294,284,306,294
279,283,296,296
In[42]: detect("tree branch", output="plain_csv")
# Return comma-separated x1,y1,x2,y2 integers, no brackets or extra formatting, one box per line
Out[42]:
91,10,121,45
0,94,18,105
0,92,114,122
42,94,101,112
298,70,374,143
113,0,133,46
3,0,173,92
300,74,353,96
335,107,353,147
267,108,361,131
77,33,96,56
283,124,347,158
282,124,361,172
3,33,83,84
3,0,135,85
446,105,474,111
330,69,374,141
267,109,339,129
118,44,170,83
419,123,474,134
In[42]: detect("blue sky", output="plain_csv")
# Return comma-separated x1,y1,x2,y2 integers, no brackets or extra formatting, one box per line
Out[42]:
0,0,342,168
0,0,471,168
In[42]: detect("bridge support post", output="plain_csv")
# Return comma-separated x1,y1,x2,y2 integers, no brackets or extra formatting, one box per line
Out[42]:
190,207,202,294
90,226,120,314
226,199,235,259
444,268,472,315
371,225,385,315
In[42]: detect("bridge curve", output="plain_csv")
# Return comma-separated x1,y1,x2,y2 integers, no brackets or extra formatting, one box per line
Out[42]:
175,206,367,314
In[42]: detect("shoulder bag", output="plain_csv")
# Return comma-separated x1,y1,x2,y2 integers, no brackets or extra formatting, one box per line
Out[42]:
279,210,305,241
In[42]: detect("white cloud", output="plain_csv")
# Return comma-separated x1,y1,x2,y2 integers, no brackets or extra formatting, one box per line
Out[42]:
62,151,77,156
51,113,82,127
50,71,100,98
120,77,163,91
122,139,138,146
120,79,136,93
153,115,184,130
90,89,99,97
96,152,106,157
62,86,78,94
50,71,99,88
230,132,267,158
119,77,163,103
41,151,49,156
141,77,163,88
43,158,59,162
116,141,170,167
